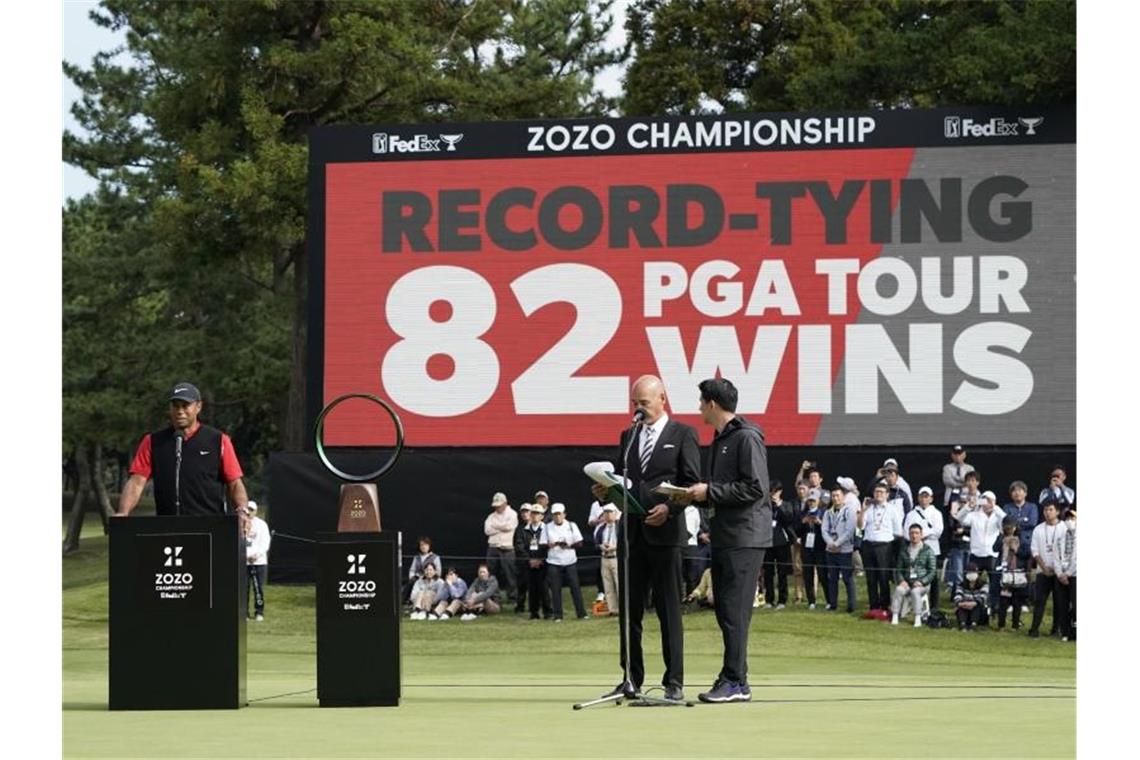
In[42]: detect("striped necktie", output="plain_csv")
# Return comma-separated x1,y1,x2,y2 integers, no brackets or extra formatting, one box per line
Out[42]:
640,425,656,472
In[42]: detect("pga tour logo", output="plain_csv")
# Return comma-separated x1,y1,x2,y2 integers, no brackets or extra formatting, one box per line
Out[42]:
944,116,1043,139
372,132,463,154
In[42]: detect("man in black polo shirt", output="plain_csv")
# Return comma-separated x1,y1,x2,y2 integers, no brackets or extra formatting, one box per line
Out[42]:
117,382,249,523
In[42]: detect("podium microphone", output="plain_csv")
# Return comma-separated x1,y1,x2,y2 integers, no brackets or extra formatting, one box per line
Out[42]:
631,409,647,425
173,429,184,516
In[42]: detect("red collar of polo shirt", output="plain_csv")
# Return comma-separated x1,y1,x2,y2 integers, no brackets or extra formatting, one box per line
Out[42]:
174,421,203,440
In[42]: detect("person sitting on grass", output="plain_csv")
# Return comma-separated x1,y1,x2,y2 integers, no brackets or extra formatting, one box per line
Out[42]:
432,567,469,620
952,563,989,631
685,566,714,609
890,524,935,627
458,564,501,621
409,563,443,620
405,536,441,602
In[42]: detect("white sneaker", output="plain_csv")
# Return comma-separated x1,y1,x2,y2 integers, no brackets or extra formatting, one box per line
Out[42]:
255,614,264,622
808,603,816,610
595,592,605,602
410,611,424,620
1021,605,1030,614
891,614,900,625
752,597,761,608
914,617,923,628
460,613,475,621
439,612,450,620
427,613,439,621
776,604,786,610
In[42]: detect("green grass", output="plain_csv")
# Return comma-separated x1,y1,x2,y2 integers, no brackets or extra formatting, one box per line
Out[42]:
63,525,1074,759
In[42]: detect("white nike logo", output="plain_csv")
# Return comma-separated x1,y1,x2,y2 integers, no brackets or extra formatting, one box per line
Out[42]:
199,450,211,456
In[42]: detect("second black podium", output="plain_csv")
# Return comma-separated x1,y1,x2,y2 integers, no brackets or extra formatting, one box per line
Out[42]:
316,531,402,707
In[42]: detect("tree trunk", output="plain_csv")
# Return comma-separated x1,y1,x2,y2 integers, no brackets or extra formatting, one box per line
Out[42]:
284,242,308,451
62,443,92,555
92,442,113,535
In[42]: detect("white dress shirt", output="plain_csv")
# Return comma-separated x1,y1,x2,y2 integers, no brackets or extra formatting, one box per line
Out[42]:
684,505,700,546
862,501,903,542
1030,521,1069,575
639,413,669,461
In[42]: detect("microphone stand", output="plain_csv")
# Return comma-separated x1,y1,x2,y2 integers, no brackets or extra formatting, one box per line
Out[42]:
174,432,183,517
574,417,691,709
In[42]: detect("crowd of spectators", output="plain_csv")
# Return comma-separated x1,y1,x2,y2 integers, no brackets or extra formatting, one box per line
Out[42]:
403,452,1076,641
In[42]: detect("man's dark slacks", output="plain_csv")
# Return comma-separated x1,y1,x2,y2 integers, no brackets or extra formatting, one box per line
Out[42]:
710,546,765,685
619,539,684,690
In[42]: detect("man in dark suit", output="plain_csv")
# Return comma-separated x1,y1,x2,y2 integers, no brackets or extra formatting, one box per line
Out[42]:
678,377,771,704
594,375,700,703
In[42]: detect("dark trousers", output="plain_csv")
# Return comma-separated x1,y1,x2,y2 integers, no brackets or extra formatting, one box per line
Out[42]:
956,604,985,629
826,551,856,611
969,554,1001,611
862,541,893,610
762,543,791,605
711,546,765,686
927,564,941,609
801,546,824,606
247,564,266,616
1055,576,1075,638
547,562,586,619
997,587,1029,628
527,563,551,618
514,558,530,612
684,543,711,595
486,547,517,600
619,542,684,690
1030,573,1060,634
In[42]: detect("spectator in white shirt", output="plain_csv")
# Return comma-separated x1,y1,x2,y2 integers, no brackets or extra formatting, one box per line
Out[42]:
587,498,611,603
1028,499,1068,639
484,491,519,605
683,503,710,595
542,503,587,621
1038,465,1075,519
941,445,975,507
955,489,1006,613
1057,509,1076,642
857,482,904,612
593,504,621,616
904,486,944,609
245,500,271,622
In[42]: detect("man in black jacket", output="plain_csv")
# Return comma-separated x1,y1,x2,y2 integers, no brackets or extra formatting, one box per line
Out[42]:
679,377,771,704
594,375,701,703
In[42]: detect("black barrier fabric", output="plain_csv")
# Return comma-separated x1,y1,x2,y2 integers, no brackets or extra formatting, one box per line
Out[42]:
267,446,1073,584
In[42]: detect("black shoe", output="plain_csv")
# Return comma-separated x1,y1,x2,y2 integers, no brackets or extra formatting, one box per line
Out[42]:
603,681,639,699
1028,629,1040,638
664,686,684,702
529,614,541,620
577,614,589,620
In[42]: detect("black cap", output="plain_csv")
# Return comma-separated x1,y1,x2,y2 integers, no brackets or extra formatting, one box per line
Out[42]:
951,445,965,453
169,382,201,403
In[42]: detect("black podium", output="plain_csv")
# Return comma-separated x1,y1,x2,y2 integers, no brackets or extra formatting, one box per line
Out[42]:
316,531,402,707
109,515,247,710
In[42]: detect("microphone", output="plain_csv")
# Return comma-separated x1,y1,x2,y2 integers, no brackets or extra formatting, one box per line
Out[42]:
174,429,184,516
631,409,647,425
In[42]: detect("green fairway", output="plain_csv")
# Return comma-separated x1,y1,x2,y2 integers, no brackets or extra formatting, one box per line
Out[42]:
63,527,1074,759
